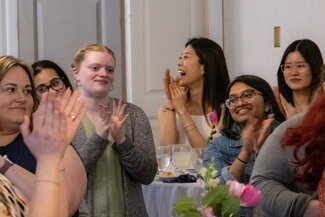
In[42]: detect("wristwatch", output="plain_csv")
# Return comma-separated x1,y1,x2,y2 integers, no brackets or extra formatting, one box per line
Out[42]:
0,155,14,174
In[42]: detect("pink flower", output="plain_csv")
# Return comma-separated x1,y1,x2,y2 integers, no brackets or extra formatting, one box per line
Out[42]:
227,181,261,206
198,206,216,217
227,180,245,197
208,112,218,125
240,184,261,206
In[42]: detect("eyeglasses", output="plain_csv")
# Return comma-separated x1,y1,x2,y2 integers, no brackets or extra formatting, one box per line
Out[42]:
280,62,309,74
35,77,65,97
225,89,263,109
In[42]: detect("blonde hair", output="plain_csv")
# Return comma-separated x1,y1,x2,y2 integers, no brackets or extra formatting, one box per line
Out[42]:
71,44,116,70
0,56,33,82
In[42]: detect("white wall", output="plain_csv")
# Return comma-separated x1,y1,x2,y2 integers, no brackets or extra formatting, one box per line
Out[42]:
223,0,325,86
0,1,3,54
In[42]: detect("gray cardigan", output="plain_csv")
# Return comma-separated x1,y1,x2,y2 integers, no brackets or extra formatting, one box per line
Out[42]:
251,113,316,217
73,100,157,217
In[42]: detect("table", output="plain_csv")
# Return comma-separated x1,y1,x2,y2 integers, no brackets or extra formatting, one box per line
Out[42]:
142,180,204,217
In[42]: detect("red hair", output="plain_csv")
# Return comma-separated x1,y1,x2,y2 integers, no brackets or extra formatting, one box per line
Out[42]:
282,93,325,189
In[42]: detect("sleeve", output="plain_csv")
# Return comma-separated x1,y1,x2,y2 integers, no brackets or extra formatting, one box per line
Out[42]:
72,127,109,172
112,103,157,185
250,115,312,217
203,136,235,184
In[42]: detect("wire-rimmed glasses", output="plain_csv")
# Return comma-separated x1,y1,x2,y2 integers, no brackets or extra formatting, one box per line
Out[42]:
35,77,65,98
225,89,263,109
280,62,309,74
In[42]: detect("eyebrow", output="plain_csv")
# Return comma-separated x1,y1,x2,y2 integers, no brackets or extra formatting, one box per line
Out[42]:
229,89,255,97
4,83,32,88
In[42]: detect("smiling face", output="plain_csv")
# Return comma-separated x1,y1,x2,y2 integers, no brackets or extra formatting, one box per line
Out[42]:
0,66,33,131
283,51,313,92
74,51,115,98
34,68,66,98
228,82,267,125
177,45,204,88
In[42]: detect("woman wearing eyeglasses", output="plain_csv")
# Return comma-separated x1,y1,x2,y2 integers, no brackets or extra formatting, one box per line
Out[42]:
203,75,285,216
32,60,73,98
276,39,324,119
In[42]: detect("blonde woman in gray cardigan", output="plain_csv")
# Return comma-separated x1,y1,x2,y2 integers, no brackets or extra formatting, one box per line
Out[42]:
71,44,157,217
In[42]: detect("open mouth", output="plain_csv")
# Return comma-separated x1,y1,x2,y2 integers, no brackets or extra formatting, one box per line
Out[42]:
178,70,186,77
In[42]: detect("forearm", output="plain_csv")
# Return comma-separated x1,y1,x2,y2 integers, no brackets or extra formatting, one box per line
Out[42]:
229,150,251,180
28,158,67,217
158,106,178,146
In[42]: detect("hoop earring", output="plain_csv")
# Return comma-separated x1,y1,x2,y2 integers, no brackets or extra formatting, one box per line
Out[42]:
74,78,81,87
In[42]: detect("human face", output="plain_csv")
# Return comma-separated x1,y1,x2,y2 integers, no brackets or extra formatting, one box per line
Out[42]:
74,51,115,98
34,68,66,98
0,66,33,130
228,82,267,125
282,51,312,91
177,45,204,88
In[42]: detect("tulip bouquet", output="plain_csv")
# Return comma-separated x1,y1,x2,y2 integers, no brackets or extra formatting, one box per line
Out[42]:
173,160,261,217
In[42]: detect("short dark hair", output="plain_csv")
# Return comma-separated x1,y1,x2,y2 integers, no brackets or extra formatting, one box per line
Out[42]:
277,39,323,106
185,37,230,117
222,75,285,139
32,60,73,90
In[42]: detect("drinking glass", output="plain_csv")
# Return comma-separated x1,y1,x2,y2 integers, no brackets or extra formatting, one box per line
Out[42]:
155,146,172,174
191,148,206,173
171,144,191,174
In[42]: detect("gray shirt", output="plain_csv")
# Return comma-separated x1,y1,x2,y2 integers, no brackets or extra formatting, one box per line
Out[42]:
251,113,316,217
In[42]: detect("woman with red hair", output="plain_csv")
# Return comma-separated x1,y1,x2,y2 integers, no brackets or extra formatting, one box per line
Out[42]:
251,80,325,217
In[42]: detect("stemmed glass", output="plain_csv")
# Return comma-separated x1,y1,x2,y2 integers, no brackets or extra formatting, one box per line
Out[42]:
171,144,191,175
155,146,172,175
191,148,206,174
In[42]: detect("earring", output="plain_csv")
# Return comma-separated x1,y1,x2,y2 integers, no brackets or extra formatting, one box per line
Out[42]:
265,106,270,112
74,78,81,87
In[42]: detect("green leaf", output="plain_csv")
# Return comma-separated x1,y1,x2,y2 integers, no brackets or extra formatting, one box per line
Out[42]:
202,185,229,206
173,197,196,215
221,196,240,216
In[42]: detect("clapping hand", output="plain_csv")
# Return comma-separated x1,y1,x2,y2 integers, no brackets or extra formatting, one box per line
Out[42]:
20,92,70,161
280,94,296,119
169,78,187,114
241,114,274,153
109,100,129,145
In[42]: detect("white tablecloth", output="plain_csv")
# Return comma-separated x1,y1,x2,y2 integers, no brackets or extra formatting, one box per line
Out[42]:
142,180,203,217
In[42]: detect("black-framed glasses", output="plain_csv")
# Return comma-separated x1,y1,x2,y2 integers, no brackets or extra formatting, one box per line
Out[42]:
35,77,65,97
225,89,263,109
280,62,309,74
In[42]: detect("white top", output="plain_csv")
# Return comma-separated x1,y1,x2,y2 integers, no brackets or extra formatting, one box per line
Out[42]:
176,114,212,146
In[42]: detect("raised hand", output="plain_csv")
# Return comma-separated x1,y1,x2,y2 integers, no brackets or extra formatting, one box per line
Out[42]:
110,100,129,144
95,104,111,139
57,89,85,144
280,94,296,119
169,78,187,114
163,69,172,100
20,92,68,161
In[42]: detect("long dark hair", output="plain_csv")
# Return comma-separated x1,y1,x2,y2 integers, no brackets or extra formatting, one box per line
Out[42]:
185,37,230,118
277,39,323,106
222,75,285,139
32,60,73,90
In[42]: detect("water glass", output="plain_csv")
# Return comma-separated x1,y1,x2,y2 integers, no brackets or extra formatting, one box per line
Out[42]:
191,147,206,173
156,146,172,174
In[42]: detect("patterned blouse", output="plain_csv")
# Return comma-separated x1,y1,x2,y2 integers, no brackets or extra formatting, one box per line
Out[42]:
319,168,325,217
0,174,28,217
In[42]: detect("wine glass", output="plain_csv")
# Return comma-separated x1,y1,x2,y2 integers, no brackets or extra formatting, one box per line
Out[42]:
191,147,206,173
171,144,191,174
155,146,172,175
